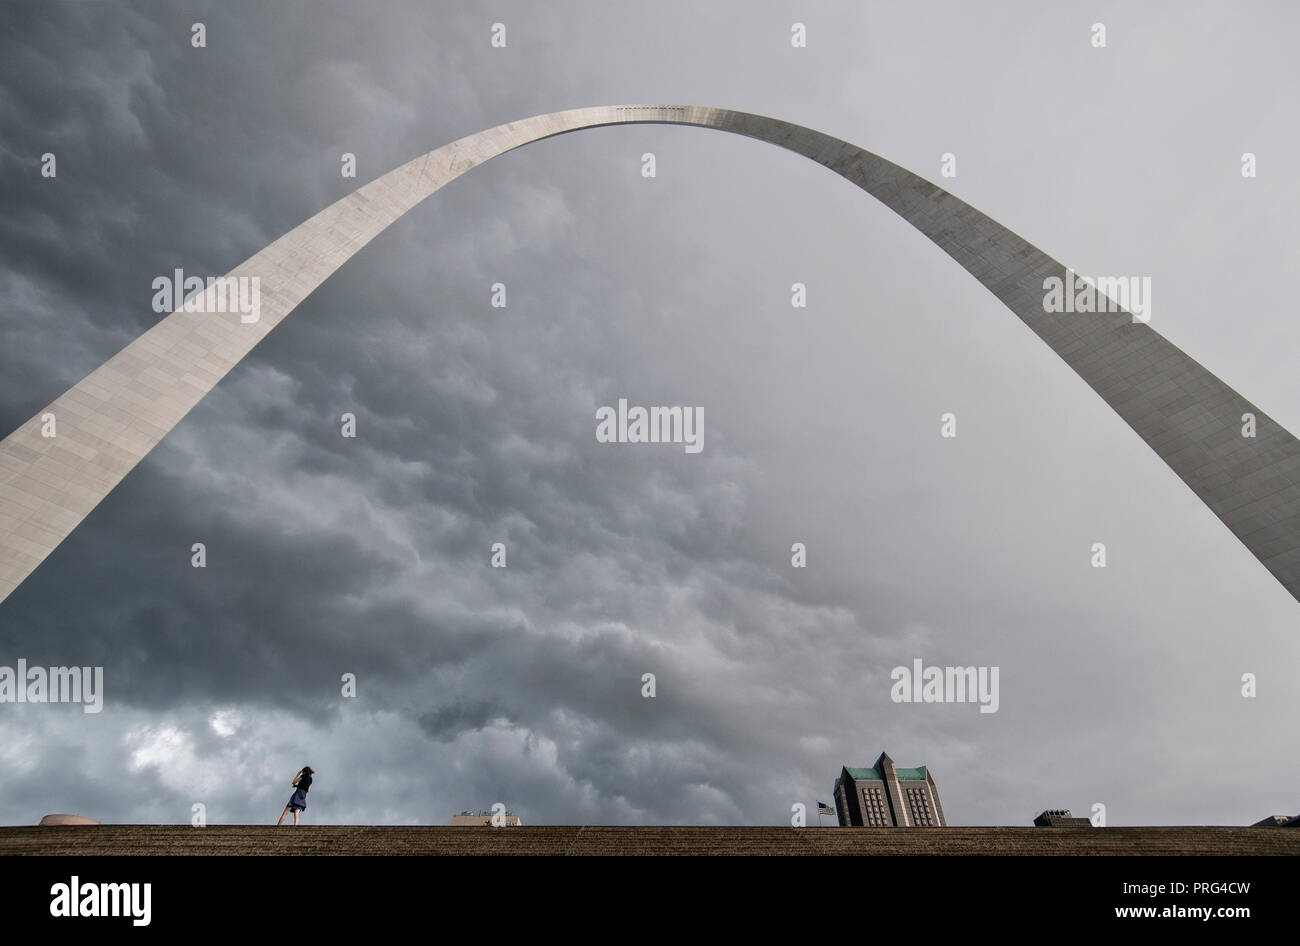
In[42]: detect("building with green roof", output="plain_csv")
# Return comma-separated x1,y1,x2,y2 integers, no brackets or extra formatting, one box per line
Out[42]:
832,752,946,827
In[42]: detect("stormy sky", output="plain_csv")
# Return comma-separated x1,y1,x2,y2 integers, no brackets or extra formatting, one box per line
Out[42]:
1,0,1298,827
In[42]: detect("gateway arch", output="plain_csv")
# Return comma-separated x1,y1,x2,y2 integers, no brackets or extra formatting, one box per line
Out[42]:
1,105,1299,606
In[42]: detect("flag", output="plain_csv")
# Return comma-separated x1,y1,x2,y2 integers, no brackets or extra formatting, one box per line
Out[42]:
817,801,835,816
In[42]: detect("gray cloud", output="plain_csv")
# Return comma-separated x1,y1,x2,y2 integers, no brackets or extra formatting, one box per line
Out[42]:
1,0,1298,828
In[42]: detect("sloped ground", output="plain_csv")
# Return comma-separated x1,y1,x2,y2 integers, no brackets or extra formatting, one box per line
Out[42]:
1,825,1296,856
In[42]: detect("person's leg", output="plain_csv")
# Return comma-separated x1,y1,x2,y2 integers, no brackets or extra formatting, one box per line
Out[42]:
293,809,300,826
277,807,289,825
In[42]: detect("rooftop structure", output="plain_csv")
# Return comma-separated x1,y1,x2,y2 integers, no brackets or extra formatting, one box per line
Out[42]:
1251,814,1298,827
451,810,522,827
1033,809,1094,828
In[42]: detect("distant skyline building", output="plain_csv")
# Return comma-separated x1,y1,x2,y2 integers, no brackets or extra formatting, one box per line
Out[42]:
834,752,946,827
1033,809,1093,827
450,810,522,827
1251,814,1298,827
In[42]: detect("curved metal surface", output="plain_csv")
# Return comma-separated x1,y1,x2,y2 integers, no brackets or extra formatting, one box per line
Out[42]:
1,105,1298,605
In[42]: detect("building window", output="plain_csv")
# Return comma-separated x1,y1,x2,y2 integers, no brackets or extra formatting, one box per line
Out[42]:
862,786,890,826
906,786,934,826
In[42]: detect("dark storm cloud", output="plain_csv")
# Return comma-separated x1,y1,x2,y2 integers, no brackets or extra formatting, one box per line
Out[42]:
2,0,1299,828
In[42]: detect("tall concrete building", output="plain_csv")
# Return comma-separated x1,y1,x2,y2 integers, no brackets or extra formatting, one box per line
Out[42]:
834,752,946,827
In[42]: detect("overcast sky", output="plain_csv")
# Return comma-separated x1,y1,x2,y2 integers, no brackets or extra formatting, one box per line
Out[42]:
1,0,1298,828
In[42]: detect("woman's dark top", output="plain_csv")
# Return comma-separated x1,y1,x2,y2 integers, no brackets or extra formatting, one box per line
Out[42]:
287,771,312,810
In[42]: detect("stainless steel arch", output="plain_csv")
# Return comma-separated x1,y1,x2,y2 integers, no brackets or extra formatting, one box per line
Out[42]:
2,105,1299,606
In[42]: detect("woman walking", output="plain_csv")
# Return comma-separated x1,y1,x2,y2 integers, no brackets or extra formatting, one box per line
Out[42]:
277,766,314,825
